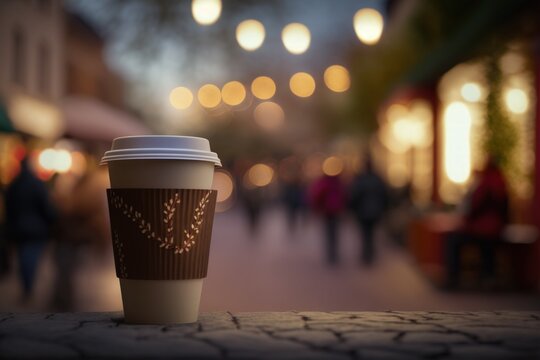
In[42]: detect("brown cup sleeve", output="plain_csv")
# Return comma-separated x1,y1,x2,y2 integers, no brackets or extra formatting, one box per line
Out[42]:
107,189,217,280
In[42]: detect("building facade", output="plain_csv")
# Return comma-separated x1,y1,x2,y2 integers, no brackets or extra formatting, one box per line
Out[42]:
0,0,65,139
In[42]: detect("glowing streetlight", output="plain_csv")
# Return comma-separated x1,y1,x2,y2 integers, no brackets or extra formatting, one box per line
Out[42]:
197,84,221,108
236,19,265,51
289,72,315,98
191,0,221,25
505,88,529,114
251,76,276,100
221,81,246,106
323,65,350,93
281,23,311,54
254,101,285,131
353,8,384,45
460,83,482,102
169,86,193,109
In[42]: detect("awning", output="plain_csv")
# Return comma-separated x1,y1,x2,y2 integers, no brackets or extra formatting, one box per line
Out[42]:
62,96,151,142
0,103,15,133
401,0,532,87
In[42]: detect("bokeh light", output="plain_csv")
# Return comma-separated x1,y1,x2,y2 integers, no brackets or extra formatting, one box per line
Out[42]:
460,83,482,102
169,86,193,110
289,72,316,98
70,151,87,175
353,8,384,45
55,150,73,173
246,163,274,187
505,88,529,114
197,84,222,108
236,19,265,51
251,76,276,100
38,148,73,173
324,65,350,93
386,103,408,122
191,0,221,25
444,102,471,184
38,149,57,171
281,23,311,54
254,101,285,131
212,170,234,203
322,156,344,176
221,81,246,106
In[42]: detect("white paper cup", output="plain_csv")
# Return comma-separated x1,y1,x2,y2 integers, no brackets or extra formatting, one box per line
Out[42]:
101,136,220,324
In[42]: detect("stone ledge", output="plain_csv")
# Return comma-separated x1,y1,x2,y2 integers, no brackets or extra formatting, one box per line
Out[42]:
0,311,539,359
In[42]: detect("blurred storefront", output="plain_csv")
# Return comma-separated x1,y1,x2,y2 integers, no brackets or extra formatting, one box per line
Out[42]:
0,1,148,185
370,0,540,289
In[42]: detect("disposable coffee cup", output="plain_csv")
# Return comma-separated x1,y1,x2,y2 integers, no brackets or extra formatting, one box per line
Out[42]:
101,136,221,324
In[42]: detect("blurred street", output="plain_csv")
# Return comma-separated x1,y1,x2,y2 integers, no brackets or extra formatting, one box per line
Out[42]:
1,206,539,313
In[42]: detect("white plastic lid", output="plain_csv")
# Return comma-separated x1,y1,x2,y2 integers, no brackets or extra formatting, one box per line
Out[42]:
100,136,221,166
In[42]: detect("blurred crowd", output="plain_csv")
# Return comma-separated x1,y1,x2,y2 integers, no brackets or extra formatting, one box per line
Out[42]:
0,142,516,310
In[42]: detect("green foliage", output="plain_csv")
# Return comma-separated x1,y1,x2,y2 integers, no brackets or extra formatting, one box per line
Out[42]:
482,51,517,174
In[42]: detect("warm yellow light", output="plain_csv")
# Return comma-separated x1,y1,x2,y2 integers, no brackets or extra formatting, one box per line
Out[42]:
505,88,529,114
212,170,234,203
254,101,285,131
322,156,344,176
386,104,408,122
323,65,350,93
289,72,316,98
247,163,274,187
55,149,73,173
281,23,311,54
38,148,72,173
197,84,221,108
251,76,276,100
221,81,246,106
460,83,482,102
236,19,265,51
388,162,409,187
70,151,87,175
169,87,193,109
191,0,221,25
444,102,472,184
379,123,409,153
353,8,384,45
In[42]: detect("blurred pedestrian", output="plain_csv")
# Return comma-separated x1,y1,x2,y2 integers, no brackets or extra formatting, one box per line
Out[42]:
240,185,264,235
281,174,305,233
349,157,388,265
445,159,509,289
308,173,346,265
5,156,57,300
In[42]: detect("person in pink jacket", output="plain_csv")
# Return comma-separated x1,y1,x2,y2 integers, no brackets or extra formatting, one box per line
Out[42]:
308,173,346,265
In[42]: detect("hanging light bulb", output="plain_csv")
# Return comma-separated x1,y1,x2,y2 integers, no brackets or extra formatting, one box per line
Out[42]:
281,23,311,54
236,19,265,51
192,0,222,26
353,8,384,45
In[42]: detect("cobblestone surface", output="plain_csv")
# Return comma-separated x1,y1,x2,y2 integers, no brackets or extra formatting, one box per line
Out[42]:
0,311,539,358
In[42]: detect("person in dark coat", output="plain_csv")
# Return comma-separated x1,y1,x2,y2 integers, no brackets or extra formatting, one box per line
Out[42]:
5,157,57,299
445,159,509,289
349,157,388,265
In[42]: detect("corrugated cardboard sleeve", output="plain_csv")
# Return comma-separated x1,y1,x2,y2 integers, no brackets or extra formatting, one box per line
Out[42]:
107,189,217,280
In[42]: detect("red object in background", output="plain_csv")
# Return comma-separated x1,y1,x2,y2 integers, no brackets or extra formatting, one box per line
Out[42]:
408,214,539,290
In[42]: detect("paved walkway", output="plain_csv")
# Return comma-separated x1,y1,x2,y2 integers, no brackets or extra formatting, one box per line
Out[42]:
1,207,539,312
1,311,540,359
